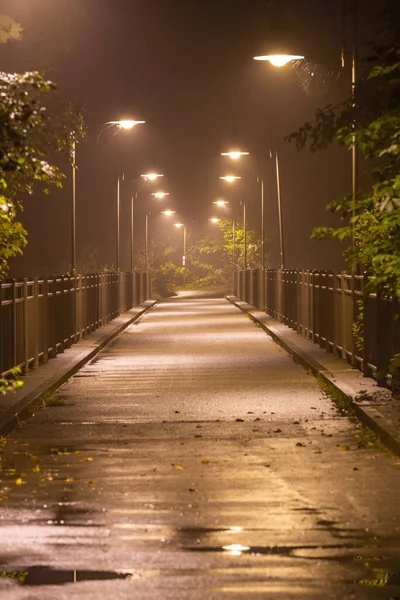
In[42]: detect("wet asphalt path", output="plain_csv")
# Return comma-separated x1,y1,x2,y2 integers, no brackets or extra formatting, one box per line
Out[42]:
1,292,400,599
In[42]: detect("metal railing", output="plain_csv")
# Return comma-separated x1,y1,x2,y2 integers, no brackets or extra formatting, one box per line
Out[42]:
0,271,150,377
234,268,400,380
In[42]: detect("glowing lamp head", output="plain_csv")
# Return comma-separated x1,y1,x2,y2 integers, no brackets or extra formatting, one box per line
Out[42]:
141,173,164,181
214,200,228,207
108,119,146,129
162,210,175,216
209,218,220,224
152,192,170,199
174,223,184,229
220,175,241,183
221,151,249,160
253,54,304,67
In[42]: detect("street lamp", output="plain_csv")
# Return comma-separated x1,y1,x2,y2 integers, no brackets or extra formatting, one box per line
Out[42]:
220,175,241,183
221,151,249,160
174,223,187,286
253,42,305,271
141,178,166,274
253,5,358,270
111,120,145,272
107,119,146,130
253,53,304,67
141,173,164,182
151,192,170,199
221,149,267,300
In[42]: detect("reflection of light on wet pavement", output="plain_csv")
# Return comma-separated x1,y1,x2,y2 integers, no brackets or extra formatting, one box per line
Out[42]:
229,526,243,533
222,544,250,556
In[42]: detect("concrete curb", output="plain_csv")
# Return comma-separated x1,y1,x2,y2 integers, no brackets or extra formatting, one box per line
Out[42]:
227,295,400,458
0,300,157,438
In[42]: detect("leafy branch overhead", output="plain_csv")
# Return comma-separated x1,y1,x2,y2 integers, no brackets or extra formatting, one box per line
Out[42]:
0,71,84,279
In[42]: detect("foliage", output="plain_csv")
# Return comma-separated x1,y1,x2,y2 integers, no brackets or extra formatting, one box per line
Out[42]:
148,220,263,294
287,16,400,298
154,261,181,297
0,70,84,279
0,368,24,396
352,299,364,353
216,219,263,270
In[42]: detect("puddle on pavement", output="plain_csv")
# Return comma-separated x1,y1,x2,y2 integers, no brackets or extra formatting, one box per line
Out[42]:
0,566,132,586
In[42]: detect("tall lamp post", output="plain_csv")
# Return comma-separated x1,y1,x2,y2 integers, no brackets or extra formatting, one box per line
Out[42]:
71,137,77,277
139,174,165,274
253,47,305,271
174,223,187,286
106,119,146,272
253,1,358,268
221,150,266,302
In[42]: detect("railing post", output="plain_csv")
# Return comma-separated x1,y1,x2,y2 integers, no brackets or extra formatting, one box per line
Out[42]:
11,279,17,367
43,278,49,362
23,278,29,374
33,277,39,368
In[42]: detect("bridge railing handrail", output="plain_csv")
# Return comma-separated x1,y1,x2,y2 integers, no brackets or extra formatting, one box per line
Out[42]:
234,268,400,382
0,271,150,378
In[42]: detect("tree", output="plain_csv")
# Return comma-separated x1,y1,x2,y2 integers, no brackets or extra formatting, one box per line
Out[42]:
0,71,84,279
0,18,84,393
188,219,262,290
287,6,400,298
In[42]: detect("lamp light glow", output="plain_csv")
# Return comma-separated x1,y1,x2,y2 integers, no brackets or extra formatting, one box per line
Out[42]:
213,200,229,207
220,175,241,183
174,223,184,228
162,210,176,216
253,54,304,67
209,217,220,224
107,120,146,129
221,151,249,160
141,173,164,181
152,192,170,199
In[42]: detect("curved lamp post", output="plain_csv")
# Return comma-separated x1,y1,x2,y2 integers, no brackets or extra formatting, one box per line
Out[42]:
108,119,145,272
221,149,266,293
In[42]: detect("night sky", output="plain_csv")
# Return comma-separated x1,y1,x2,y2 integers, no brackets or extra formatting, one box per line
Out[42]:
0,0,389,275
